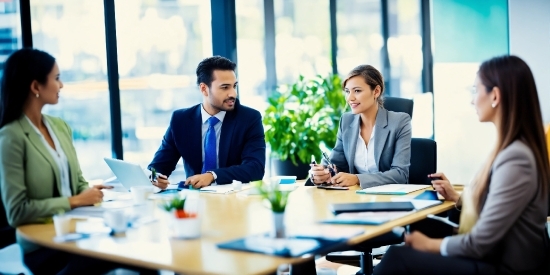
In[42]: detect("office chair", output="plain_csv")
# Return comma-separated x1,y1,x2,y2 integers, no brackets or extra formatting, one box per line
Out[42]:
383,97,414,118
325,97,416,274
0,193,15,249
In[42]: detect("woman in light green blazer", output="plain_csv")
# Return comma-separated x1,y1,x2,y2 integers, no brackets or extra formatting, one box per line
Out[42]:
0,49,156,274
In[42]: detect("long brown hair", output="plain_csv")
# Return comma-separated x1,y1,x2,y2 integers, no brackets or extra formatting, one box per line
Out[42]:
343,65,385,107
472,55,550,212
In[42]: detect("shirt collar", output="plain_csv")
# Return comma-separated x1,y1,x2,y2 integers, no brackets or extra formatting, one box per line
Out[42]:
201,104,226,124
25,115,48,136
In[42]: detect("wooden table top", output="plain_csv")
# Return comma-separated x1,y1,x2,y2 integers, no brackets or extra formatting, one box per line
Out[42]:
18,184,454,275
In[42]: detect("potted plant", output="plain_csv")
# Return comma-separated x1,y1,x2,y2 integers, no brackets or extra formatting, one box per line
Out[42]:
161,196,200,239
263,74,347,179
252,180,291,238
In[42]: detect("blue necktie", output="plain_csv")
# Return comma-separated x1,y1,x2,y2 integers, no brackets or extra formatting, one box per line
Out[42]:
202,116,220,173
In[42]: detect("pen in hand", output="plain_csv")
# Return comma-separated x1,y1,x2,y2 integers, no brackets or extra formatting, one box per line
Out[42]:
321,151,336,177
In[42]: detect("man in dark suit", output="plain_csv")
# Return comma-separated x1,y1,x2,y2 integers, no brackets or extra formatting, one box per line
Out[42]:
148,56,266,189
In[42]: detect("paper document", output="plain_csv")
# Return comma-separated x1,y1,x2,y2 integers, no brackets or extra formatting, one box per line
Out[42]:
356,184,431,195
65,200,134,218
321,211,413,225
289,225,364,240
200,184,252,194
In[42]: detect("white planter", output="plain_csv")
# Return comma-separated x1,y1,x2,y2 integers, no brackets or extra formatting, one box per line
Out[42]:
171,216,201,239
271,212,285,238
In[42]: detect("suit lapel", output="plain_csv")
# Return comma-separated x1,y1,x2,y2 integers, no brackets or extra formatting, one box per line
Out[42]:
373,108,389,168
45,116,78,194
346,115,360,174
219,102,238,168
18,116,62,193
190,105,203,174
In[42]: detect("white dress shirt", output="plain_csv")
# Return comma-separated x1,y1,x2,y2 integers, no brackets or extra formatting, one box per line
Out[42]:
354,127,379,174
200,104,226,169
25,116,72,197
440,237,450,256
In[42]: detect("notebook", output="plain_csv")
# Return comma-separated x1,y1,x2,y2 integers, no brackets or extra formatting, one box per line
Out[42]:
217,226,363,257
329,201,415,215
356,184,431,195
390,198,443,210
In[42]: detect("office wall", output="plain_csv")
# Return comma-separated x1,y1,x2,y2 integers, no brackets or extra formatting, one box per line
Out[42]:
508,0,550,125
432,0,508,184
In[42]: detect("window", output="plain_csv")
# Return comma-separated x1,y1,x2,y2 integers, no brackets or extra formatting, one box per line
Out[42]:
236,0,266,111
0,0,21,77
336,0,383,75
32,0,112,180
386,0,423,99
275,0,331,85
115,0,212,177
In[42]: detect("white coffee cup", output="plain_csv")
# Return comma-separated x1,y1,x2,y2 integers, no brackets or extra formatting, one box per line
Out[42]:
103,209,128,233
130,186,154,205
53,214,71,237
232,180,242,191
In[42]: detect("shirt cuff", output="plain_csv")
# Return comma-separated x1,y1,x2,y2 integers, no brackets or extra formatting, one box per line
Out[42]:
440,236,450,256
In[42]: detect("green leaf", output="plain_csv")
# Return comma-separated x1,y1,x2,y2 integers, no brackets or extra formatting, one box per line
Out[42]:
263,73,347,164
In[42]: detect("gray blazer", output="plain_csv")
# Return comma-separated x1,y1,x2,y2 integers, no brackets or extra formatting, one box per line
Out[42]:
329,108,412,188
446,140,548,274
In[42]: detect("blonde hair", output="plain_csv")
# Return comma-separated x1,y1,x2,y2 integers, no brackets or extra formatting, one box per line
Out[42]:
343,65,385,107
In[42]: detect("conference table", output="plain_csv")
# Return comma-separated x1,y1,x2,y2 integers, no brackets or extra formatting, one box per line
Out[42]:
17,183,455,275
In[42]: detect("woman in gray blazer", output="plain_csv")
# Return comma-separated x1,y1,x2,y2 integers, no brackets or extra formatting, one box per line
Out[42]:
310,65,412,188
375,56,550,274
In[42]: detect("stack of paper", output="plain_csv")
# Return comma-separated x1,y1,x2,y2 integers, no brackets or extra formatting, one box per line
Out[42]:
200,184,252,194
356,184,431,195
321,211,413,225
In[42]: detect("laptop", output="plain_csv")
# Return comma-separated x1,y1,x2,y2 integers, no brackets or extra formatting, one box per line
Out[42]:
103,158,178,193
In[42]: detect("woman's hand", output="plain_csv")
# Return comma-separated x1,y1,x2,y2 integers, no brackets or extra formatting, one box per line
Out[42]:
331,172,359,187
429,173,460,203
309,164,331,185
405,231,442,254
69,185,112,208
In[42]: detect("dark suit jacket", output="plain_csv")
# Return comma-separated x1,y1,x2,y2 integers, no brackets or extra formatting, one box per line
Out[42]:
148,99,266,184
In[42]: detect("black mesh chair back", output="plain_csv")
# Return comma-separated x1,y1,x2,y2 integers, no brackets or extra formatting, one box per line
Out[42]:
0,192,16,249
409,138,437,185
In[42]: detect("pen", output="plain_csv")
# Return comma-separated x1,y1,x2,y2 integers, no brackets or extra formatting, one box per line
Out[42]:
310,155,317,185
321,152,336,177
150,168,157,182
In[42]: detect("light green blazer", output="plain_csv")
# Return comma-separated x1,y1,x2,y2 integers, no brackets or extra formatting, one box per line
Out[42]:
0,114,88,253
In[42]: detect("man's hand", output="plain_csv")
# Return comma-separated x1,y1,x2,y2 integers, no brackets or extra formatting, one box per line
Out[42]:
331,172,359,187
152,173,170,190
185,173,214,189
405,231,442,254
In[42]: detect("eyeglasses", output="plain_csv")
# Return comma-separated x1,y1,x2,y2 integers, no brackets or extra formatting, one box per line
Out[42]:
470,86,478,96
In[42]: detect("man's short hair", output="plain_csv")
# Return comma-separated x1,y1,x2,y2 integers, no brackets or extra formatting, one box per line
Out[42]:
196,56,237,87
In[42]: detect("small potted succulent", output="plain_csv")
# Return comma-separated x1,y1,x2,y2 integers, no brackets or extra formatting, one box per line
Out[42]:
252,180,291,238
162,196,200,239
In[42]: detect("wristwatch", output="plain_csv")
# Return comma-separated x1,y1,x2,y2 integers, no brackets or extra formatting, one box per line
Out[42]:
206,171,217,182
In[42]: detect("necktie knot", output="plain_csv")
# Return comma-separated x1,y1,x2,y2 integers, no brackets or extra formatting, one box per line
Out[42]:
208,116,220,127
